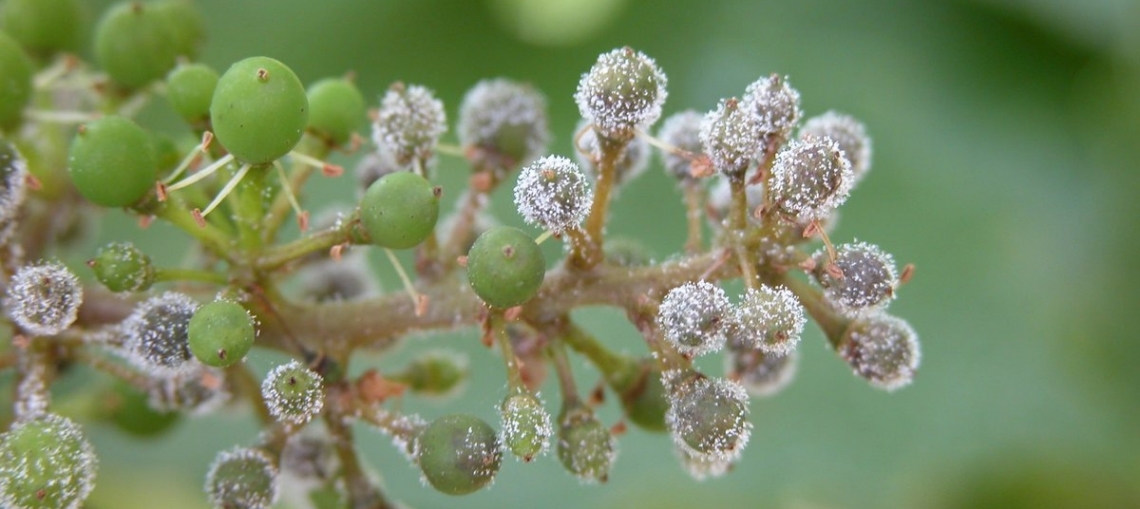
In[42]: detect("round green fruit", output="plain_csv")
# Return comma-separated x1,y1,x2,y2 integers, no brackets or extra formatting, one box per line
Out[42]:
0,413,97,509
165,62,218,125
90,241,155,293
359,171,440,249
188,300,256,368
210,56,308,165
466,226,545,309
0,0,84,57
306,77,365,146
94,2,179,90
153,0,203,59
68,116,156,207
417,414,502,495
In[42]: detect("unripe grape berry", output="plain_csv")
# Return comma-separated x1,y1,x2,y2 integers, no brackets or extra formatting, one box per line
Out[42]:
210,56,308,165
574,47,667,140
392,350,467,397
0,0,83,57
699,97,761,178
725,349,798,398
152,0,204,60
188,300,256,368
500,392,552,461
556,406,616,483
103,380,180,438
371,83,446,166
359,170,441,249
731,285,806,356
800,111,872,184
742,74,802,141
769,136,853,223
813,241,898,317
165,63,218,125
656,109,704,182
0,139,28,227
205,447,279,509
67,115,157,207
839,313,920,391
458,78,549,166
610,361,669,432
573,118,650,186
513,155,592,233
664,371,751,462
0,413,97,509
466,226,545,309
416,414,502,495
657,281,733,358
262,360,324,427
93,2,179,90
306,77,365,147
0,31,33,132
89,241,155,293
4,261,82,336
123,291,198,376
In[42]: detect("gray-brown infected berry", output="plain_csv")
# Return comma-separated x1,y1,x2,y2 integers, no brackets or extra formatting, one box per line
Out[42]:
205,447,279,509
122,291,199,376
656,109,704,182
799,110,872,184
699,97,761,178
731,285,806,356
574,47,668,140
840,314,920,391
725,349,798,398
664,371,751,463
814,241,898,317
769,136,853,223
742,74,802,142
459,78,549,167
657,281,733,357
4,261,82,337
513,155,593,233
371,83,447,166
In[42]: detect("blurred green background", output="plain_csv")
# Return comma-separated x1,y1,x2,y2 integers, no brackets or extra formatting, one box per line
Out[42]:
28,0,1140,507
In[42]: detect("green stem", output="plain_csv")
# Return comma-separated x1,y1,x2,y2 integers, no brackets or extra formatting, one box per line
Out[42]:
491,312,525,391
228,363,273,426
560,321,632,378
778,272,849,348
264,137,331,243
325,387,396,509
572,134,625,269
729,176,759,288
152,196,234,260
233,165,269,253
548,337,580,403
256,215,362,272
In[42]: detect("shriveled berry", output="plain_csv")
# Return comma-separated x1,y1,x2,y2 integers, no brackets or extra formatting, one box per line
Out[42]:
813,241,898,317
500,391,552,461
371,83,446,166
0,0,83,57
262,360,324,427
769,136,853,223
574,47,667,140
657,281,733,358
0,31,33,131
800,111,872,184
93,2,179,90
122,291,198,376
664,371,751,463
573,118,650,186
513,155,592,233
391,350,467,397
556,405,615,483
210,56,308,165
0,413,97,509
165,62,218,125
103,380,180,438
725,349,798,398
188,300,256,368
359,170,440,249
699,97,761,178
458,78,548,167
68,115,157,207
4,261,82,336
205,447,278,509
466,226,545,309
840,314,920,391
416,414,502,495
742,74,802,141
89,241,155,293
731,285,806,356
656,109,704,182
306,77,365,147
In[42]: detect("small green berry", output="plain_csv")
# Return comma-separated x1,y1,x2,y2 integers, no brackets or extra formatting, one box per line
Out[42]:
657,281,733,358
89,241,155,293
210,56,308,165
391,350,467,397
103,380,180,438
359,171,441,249
664,371,751,463
500,391,552,461
93,2,180,90
466,226,545,309
165,62,218,125
205,447,279,509
67,115,157,207
306,77,365,147
261,360,324,427
123,291,198,376
371,82,446,166
0,0,83,57
839,313,920,391
152,0,203,60
0,414,98,509
513,155,592,233
556,405,615,483
417,414,502,496
4,261,82,336
0,31,33,132
188,300,256,368
574,47,667,140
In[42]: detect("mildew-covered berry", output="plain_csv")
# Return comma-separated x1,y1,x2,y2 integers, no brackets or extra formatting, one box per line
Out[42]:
556,405,615,483
769,136,853,223
664,371,751,463
839,314,920,391
371,83,446,166
205,447,279,509
742,74,802,141
500,391,552,461
574,47,667,140
0,413,97,509
262,360,324,427
513,155,592,234
657,281,733,358
656,109,704,182
122,291,198,376
699,97,760,178
4,261,82,336
89,241,155,293
416,414,502,496
813,241,898,317
800,110,872,184
459,78,548,166
731,285,806,356
725,349,798,398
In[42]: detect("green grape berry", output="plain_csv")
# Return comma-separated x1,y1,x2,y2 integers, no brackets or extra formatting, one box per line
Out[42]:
0,30,34,132
500,392,552,461
359,171,440,249
306,77,365,146
392,350,467,397
187,300,256,368
93,2,180,90
0,413,97,509
0,0,84,57
466,226,545,309
68,115,157,207
165,62,218,125
417,414,502,496
103,380,180,438
557,405,615,483
205,447,279,509
261,360,324,427
89,241,155,293
210,56,308,165
153,0,204,60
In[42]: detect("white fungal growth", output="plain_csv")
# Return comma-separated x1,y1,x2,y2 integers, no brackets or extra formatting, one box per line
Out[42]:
707,176,764,224
741,74,802,140
557,410,616,484
769,136,853,223
371,83,447,165
500,392,553,461
726,349,799,398
699,97,761,177
458,78,549,165
205,447,279,509
814,241,898,318
674,441,733,481
574,47,668,139
732,285,806,356
4,261,83,336
513,155,593,233
656,109,704,181
841,314,920,391
147,364,230,415
0,413,98,509
280,435,335,481
298,251,380,303
800,110,872,184
262,360,325,427
665,374,751,463
0,140,28,226
122,292,199,376
657,281,733,357
573,118,650,186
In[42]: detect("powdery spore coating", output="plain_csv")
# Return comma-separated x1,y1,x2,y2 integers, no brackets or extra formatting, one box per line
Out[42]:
574,47,668,139
500,392,553,461
0,139,28,225
725,349,798,398
4,261,82,336
799,110,872,184
147,365,229,415
814,241,898,318
732,285,806,356
742,74,802,140
371,83,447,165
656,109,704,181
707,176,764,225
513,155,593,233
557,409,616,484
262,360,325,427
657,281,733,357
459,78,549,165
122,291,199,376
674,442,732,481
769,136,853,223
664,373,751,463
0,413,97,509
205,447,279,509
840,314,920,391
573,118,650,186
699,98,761,177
